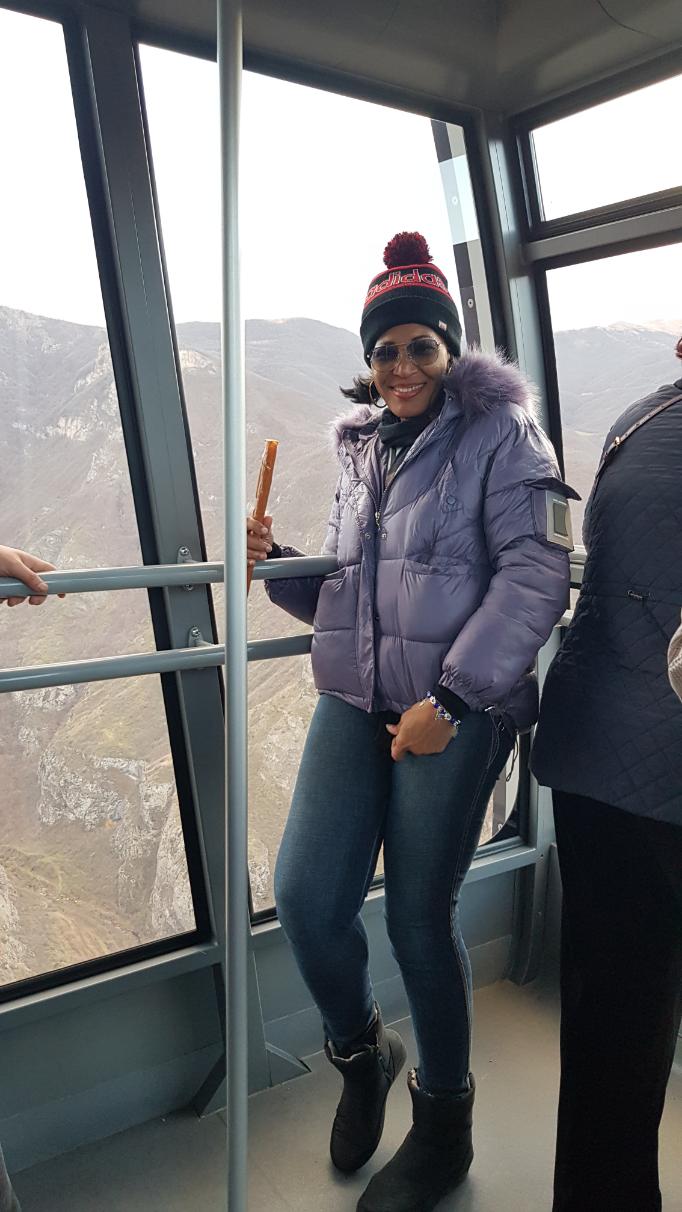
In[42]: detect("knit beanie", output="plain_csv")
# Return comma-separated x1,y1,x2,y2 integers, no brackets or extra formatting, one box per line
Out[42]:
360,232,462,365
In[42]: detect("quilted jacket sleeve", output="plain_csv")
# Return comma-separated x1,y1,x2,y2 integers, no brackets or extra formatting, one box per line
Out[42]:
669,615,682,703
264,479,341,626
440,414,576,712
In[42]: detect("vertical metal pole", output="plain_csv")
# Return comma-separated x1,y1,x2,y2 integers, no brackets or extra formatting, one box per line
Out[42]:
218,0,248,1208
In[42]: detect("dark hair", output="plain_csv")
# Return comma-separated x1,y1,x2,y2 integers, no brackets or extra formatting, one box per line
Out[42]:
339,375,376,405
676,336,682,360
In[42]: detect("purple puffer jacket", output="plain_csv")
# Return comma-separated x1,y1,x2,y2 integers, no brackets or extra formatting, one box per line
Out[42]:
267,350,577,731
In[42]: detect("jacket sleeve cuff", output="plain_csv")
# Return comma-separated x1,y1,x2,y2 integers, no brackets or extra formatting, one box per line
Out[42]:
435,683,471,718
267,542,283,560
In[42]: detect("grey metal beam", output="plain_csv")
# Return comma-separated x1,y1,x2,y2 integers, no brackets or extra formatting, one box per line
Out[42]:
0,647,224,694
248,635,313,661
524,203,682,265
0,943,220,1034
251,556,336,581
0,636,316,694
0,564,224,597
80,2,231,1022
218,0,251,1202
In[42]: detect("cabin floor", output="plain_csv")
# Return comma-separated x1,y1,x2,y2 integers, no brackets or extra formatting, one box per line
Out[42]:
12,979,682,1211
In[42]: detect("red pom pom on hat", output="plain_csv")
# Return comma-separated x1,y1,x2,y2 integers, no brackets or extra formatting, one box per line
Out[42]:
383,232,432,269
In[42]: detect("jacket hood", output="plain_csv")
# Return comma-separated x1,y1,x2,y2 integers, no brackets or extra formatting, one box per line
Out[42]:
331,347,537,453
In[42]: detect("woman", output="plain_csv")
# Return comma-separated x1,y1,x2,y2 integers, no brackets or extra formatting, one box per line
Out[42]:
247,233,574,1212
531,338,682,1212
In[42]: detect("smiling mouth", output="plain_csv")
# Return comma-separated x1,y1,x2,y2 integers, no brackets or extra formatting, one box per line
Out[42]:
389,383,426,398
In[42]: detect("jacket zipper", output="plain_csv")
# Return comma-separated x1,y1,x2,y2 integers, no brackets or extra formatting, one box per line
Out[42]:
372,406,449,531
342,403,451,710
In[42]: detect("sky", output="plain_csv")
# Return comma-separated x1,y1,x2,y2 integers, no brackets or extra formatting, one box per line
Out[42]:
1,6,681,338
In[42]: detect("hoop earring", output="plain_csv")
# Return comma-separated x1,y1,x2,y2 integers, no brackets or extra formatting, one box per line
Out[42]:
368,379,381,405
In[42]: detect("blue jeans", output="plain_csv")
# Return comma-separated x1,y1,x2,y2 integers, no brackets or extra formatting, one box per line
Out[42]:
275,694,514,1094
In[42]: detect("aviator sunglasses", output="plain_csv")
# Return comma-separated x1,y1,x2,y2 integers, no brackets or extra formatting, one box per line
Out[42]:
369,336,445,369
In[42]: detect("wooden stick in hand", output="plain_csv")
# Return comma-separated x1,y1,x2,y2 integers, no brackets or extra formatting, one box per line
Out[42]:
247,439,278,593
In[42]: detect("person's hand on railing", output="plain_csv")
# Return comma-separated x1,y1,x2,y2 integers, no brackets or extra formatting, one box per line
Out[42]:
0,545,65,607
246,514,275,571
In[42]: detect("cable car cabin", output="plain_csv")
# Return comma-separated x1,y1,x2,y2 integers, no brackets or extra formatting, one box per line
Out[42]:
0,0,680,1209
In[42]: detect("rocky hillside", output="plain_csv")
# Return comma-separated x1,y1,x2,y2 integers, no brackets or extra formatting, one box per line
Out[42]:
554,321,682,532
0,307,358,983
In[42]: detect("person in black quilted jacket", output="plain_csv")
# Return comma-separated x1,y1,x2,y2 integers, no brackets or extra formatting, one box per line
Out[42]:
0,542,63,1212
669,613,682,701
531,337,682,1212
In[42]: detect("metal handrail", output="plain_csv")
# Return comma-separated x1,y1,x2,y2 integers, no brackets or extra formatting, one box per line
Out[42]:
1,550,583,598
0,555,337,599
218,1,248,1204
0,635,315,694
0,552,585,693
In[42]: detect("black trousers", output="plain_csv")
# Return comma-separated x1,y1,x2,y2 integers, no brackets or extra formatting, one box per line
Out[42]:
552,791,682,1212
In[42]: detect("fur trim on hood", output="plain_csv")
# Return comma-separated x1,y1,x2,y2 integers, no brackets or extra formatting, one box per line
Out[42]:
331,348,537,452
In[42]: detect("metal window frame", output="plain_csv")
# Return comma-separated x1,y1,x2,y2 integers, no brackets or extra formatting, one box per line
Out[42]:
524,209,682,270
511,49,682,238
504,47,682,495
67,0,227,1000
0,2,222,1003
500,55,682,981
0,0,271,1112
528,228,682,526
132,12,545,914
132,30,532,923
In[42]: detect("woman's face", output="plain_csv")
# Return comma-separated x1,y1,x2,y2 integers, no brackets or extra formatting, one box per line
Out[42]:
371,323,450,419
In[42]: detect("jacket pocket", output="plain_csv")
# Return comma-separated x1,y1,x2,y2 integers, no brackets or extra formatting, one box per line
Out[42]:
526,477,580,552
314,565,359,633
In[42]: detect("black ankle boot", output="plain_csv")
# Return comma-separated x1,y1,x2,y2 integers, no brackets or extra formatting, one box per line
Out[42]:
325,1006,407,1173
356,1068,475,1211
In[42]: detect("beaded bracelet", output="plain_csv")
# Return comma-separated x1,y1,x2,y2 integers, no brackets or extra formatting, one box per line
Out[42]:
424,692,461,735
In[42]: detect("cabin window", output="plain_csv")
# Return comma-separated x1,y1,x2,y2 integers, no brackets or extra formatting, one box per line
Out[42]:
0,8,195,988
531,72,682,221
140,47,510,915
546,241,682,535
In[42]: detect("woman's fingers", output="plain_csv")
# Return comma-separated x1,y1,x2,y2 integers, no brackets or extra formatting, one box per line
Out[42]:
246,514,274,566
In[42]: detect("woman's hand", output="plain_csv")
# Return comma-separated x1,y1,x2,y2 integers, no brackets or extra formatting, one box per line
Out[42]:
0,545,65,607
246,513,275,570
386,700,455,762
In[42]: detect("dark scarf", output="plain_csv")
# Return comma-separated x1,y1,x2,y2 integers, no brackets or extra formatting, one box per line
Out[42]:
377,408,432,449
377,392,444,483
377,399,443,448
376,389,445,450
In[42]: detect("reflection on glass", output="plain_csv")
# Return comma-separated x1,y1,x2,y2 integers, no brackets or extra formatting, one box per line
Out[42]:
0,8,194,986
547,244,682,535
532,72,682,220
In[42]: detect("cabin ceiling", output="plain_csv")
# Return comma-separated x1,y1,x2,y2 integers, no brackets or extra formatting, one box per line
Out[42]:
103,0,682,115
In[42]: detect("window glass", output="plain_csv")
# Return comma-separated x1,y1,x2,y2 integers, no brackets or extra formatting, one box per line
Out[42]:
0,9,195,987
140,46,504,911
0,673,195,986
547,242,682,535
532,72,682,220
